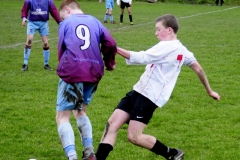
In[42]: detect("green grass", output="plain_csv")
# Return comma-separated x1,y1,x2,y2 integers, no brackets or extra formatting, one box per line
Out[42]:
0,1,240,159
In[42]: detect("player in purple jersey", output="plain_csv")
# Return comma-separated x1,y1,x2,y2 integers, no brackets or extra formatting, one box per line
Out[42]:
21,0,61,71
56,0,117,160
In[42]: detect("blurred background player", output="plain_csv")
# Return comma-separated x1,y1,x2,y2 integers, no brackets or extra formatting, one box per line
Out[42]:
215,0,224,6
99,0,116,24
117,0,133,25
57,0,117,160
21,0,61,71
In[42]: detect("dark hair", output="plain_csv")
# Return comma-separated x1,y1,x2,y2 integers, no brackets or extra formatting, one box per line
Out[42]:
59,0,81,11
155,14,179,34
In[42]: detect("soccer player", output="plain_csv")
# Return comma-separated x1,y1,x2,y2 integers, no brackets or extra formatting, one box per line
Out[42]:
99,0,116,24
56,0,117,160
95,14,220,160
117,0,133,25
21,0,61,71
215,0,224,6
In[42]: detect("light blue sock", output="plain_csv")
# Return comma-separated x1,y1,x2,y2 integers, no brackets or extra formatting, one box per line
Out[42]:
58,122,77,158
43,49,50,65
76,115,93,148
23,48,31,65
110,15,113,22
104,14,109,21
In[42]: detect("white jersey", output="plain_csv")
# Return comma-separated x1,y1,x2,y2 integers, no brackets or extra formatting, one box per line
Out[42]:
117,0,132,5
126,40,196,107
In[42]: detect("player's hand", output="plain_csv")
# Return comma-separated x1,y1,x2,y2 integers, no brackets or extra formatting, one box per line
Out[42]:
22,19,27,26
209,91,220,101
105,65,115,71
99,0,102,3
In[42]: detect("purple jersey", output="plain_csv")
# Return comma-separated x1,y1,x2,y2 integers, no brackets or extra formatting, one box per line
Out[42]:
21,0,61,24
57,14,117,83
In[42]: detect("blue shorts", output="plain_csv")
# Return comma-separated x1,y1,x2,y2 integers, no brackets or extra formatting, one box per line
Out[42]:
56,79,98,111
106,0,114,9
27,20,49,36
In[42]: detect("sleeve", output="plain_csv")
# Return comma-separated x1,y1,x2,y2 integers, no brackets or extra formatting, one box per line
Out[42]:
126,42,172,65
129,0,132,4
49,0,62,24
57,23,66,61
21,0,30,19
183,50,196,66
100,26,117,70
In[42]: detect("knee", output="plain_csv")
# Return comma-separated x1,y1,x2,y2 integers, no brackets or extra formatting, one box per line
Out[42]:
107,119,115,129
105,119,119,133
27,39,32,45
73,110,86,119
127,131,140,145
56,114,62,124
43,42,49,48
56,112,70,125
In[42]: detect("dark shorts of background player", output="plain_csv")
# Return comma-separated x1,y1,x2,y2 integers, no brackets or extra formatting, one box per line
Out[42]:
116,90,158,124
120,1,130,9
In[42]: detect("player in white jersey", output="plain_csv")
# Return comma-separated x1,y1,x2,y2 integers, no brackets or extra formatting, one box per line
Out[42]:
95,14,220,160
117,0,133,25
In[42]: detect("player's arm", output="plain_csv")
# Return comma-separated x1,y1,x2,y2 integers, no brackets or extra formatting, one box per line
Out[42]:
117,47,130,59
100,28,117,71
189,61,220,101
57,24,66,61
21,0,29,26
49,0,62,24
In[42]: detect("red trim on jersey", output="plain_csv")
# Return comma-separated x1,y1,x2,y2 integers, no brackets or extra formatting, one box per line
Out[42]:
177,54,183,61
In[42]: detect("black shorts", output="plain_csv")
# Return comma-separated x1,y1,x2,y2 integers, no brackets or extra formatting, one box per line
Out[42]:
120,1,130,9
116,90,158,124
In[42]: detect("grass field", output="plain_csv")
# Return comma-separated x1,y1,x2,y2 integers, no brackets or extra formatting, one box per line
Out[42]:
0,1,240,160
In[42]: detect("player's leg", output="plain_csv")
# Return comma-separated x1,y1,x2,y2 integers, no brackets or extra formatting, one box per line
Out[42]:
109,1,116,24
128,120,183,159
95,91,132,160
127,92,184,160
22,21,36,71
40,21,52,70
74,107,96,160
109,8,116,24
127,6,133,25
104,0,111,23
120,3,125,24
220,0,224,5
215,0,219,5
56,79,78,160
96,109,129,160
73,82,98,160
104,9,109,23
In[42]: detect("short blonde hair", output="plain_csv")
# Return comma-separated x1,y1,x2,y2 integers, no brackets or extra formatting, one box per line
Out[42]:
59,0,81,11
